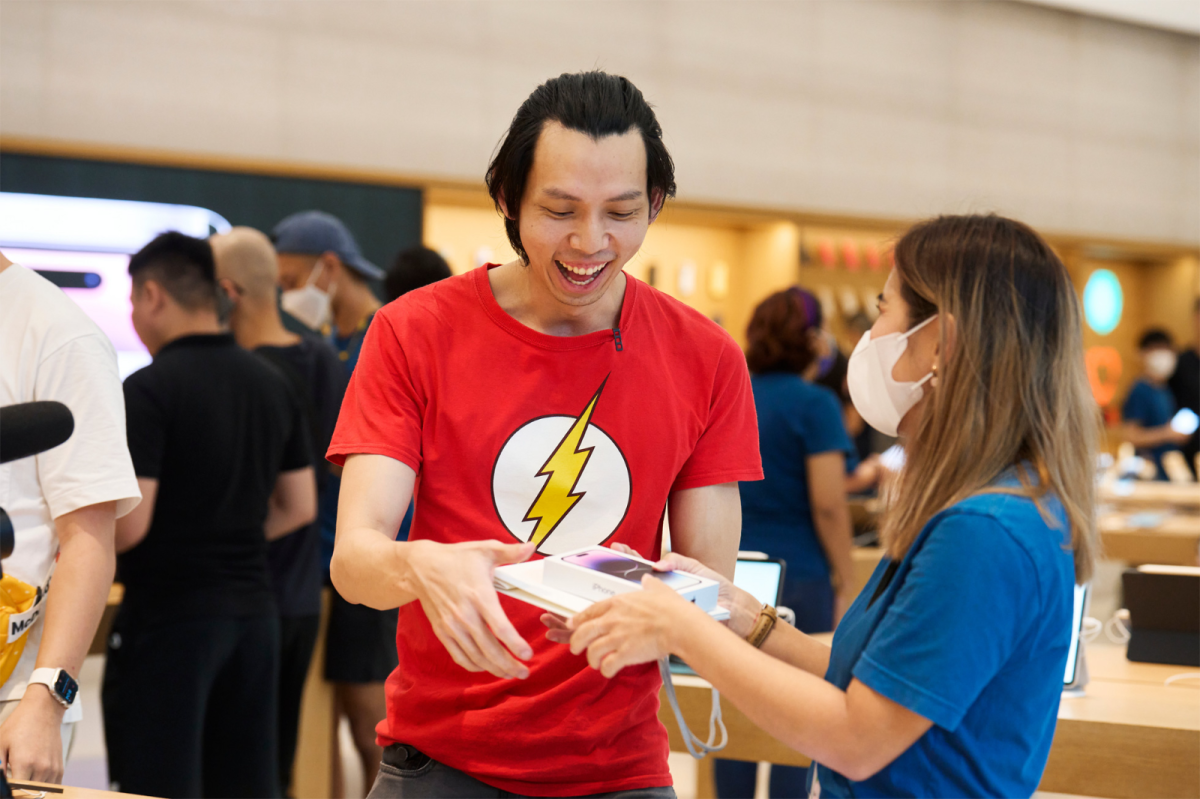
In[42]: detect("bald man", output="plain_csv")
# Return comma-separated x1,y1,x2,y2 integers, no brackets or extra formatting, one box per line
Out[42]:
212,228,347,795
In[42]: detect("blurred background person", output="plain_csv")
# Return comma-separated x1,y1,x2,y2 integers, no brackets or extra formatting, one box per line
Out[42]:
378,245,454,544
716,288,858,799
1168,299,1200,478
1122,328,1190,480
384,246,453,304
791,288,882,496
0,253,141,784
212,227,347,797
104,232,316,798
271,210,393,796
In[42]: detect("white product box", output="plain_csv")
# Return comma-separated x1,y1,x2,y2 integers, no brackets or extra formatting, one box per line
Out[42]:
494,548,728,620
542,546,721,611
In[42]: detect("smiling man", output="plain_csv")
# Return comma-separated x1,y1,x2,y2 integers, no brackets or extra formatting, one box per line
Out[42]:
328,72,762,798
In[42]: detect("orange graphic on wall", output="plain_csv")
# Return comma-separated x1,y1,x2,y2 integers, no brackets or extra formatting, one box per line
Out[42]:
1085,346,1122,407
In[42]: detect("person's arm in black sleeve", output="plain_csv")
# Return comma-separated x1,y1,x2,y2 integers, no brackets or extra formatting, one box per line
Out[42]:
115,374,165,553
265,386,317,541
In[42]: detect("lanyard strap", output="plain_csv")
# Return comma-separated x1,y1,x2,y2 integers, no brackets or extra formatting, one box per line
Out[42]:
658,658,728,759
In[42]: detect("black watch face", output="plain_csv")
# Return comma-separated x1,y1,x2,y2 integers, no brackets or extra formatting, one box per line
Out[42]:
54,671,79,705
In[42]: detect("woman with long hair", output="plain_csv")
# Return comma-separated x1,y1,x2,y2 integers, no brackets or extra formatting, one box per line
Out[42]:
557,215,1099,797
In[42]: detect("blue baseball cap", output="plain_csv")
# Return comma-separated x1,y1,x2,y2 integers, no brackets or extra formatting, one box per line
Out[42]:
271,210,384,281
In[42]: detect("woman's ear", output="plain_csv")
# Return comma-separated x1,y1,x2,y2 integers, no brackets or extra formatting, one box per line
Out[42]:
938,313,957,362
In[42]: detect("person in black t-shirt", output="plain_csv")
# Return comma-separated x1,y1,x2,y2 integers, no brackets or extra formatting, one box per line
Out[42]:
1168,298,1200,478
105,232,316,799
212,227,347,795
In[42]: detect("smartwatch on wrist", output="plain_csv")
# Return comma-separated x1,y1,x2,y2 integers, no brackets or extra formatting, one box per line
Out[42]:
28,668,79,709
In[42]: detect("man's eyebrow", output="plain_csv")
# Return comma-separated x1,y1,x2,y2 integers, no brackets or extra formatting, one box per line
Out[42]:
539,188,644,202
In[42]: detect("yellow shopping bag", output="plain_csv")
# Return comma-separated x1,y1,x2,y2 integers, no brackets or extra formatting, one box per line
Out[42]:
0,574,40,687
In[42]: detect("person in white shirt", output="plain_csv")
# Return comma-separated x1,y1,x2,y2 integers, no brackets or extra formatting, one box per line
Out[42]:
0,251,141,783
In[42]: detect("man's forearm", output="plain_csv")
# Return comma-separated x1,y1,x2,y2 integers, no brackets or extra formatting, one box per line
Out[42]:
330,526,418,610
668,483,741,580
34,504,117,681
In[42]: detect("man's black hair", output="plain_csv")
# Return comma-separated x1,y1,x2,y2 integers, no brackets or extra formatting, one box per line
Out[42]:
128,231,218,311
485,71,677,263
1139,328,1174,350
385,246,453,303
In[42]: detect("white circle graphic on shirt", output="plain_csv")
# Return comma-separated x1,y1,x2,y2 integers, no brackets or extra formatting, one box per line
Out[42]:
491,415,631,556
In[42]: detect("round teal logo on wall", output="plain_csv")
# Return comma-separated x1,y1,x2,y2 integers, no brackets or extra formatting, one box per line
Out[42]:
1083,269,1122,336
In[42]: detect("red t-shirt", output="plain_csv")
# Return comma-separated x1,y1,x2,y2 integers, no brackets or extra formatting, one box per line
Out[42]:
328,265,762,796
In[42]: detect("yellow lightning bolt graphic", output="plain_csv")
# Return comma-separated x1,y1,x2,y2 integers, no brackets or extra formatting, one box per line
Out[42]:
523,378,608,549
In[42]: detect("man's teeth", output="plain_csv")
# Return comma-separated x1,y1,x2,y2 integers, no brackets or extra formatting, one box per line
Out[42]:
557,261,606,276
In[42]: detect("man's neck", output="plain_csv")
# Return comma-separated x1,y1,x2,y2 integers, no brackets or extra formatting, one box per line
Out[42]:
156,315,224,354
489,261,625,337
232,302,301,350
332,281,381,338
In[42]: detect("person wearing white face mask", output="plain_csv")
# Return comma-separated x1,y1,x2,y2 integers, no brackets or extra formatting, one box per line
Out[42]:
272,210,396,796
557,214,1102,798
1122,328,1190,481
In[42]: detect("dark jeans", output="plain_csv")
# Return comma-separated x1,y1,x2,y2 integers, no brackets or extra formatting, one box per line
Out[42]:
714,577,833,799
278,614,319,795
102,611,281,799
367,744,677,799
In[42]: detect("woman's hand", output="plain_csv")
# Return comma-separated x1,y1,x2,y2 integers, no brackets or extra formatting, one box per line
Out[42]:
645,546,761,638
566,575,697,677
540,543,763,644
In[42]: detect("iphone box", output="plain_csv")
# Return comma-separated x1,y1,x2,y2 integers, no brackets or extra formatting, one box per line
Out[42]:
541,546,721,611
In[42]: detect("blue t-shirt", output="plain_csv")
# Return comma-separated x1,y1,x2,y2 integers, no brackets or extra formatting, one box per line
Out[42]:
1122,378,1179,480
739,373,857,582
811,473,1075,798
319,311,410,574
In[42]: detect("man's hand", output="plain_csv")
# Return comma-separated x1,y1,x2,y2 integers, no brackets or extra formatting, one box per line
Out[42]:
402,539,536,679
0,687,64,782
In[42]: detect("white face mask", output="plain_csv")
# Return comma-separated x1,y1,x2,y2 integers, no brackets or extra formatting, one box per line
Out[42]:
1145,349,1178,381
280,263,333,331
847,315,938,438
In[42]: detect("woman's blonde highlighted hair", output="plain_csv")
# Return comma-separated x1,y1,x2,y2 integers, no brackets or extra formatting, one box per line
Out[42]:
882,215,1099,583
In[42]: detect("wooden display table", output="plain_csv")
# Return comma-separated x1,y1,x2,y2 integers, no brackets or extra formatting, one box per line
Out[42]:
1100,481,1200,512
849,546,884,597
89,584,124,656
1098,511,1200,566
658,639,1200,799
9,781,151,799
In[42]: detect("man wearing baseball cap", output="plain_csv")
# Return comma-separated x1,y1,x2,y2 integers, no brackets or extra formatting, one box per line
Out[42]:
273,211,384,360
271,210,396,792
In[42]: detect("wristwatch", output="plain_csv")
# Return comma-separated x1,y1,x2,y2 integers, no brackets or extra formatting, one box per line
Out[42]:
28,668,79,709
